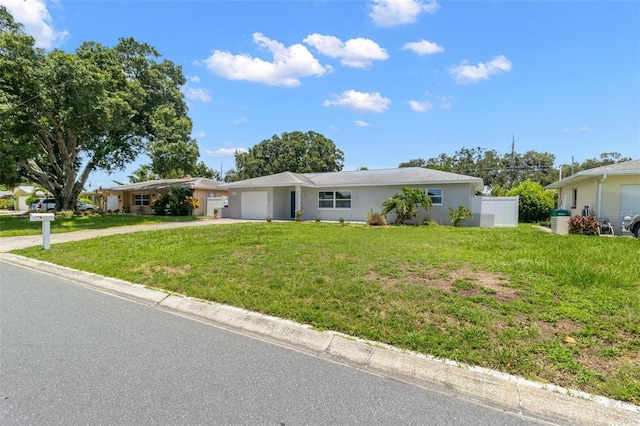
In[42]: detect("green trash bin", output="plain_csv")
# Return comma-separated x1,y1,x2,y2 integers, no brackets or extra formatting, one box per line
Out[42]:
551,209,570,217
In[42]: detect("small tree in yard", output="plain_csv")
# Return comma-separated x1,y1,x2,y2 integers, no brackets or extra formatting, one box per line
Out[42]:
449,206,473,227
381,187,432,225
507,180,555,223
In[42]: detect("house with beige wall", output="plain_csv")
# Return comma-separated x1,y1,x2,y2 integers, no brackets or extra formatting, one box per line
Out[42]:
221,167,507,226
545,159,640,234
107,177,227,216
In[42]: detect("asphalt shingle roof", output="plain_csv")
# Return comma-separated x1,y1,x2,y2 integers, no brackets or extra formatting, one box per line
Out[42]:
108,178,224,191
223,167,484,189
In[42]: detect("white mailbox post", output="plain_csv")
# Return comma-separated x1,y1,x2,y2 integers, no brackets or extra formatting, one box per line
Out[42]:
30,213,55,249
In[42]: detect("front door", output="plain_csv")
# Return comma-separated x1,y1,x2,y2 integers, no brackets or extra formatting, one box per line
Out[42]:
290,191,296,219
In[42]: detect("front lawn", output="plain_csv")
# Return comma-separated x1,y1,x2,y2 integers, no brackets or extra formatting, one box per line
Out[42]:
0,213,198,237
13,223,640,404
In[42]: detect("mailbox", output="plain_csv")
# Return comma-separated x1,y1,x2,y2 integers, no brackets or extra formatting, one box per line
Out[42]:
29,213,55,249
30,213,55,222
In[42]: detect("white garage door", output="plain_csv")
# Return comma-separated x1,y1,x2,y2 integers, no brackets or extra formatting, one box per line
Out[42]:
241,191,268,219
620,185,640,219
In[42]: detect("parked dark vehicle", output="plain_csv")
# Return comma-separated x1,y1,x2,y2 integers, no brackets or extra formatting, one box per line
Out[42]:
623,214,640,238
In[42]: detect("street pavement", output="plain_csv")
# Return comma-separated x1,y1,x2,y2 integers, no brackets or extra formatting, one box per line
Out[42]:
1,261,555,425
0,221,638,425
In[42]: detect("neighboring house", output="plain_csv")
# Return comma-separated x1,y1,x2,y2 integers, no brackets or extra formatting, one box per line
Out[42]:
107,177,228,216
545,159,640,234
221,167,511,226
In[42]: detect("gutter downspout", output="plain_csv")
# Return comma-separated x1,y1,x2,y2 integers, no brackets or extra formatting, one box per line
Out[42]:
597,174,607,217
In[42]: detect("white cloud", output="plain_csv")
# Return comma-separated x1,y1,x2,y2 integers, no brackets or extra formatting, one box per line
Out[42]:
204,32,330,87
233,117,247,124
354,120,370,127
189,75,201,83
184,87,212,103
192,131,206,138
1,0,68,48
449,55,513,85
369,0,440,27
408,100,433,112
206,148,248,157
403,39,444,56
563,126,591,133
323,90,391,113
304,34,389,69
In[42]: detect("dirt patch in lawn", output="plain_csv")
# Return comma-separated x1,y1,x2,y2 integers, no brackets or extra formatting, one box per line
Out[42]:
363,266,519,303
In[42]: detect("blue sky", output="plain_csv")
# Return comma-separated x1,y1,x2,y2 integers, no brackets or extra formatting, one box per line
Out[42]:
3,0,639,190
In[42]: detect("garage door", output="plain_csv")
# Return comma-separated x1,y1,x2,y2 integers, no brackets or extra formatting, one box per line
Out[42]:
620,185,640,219
241,191,268,219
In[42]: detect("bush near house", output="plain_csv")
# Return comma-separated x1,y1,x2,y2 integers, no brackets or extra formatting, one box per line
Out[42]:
507,180,555,223
568,212,601,236
151,185,199,216
381,187,432,225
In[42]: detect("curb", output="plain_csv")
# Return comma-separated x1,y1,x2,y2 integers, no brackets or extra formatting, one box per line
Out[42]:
1,252,638,425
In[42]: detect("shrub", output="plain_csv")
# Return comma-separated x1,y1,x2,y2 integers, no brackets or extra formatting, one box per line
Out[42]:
507,180,555,223
568,212,601,236
367,211,387,226
295,210,303,221
381,187,432,225
315,216,321,223
339,217,345,224
266,216,272,223
449,206,473,227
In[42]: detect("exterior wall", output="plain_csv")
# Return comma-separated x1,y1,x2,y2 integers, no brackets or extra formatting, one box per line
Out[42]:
556,175,640,234
228,184,476,224
106,188,228,216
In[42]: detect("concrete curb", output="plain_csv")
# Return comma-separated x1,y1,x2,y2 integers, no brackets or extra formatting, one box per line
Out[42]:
1,252,638,425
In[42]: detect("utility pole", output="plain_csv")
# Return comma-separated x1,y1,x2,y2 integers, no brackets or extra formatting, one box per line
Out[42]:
509,135,515,188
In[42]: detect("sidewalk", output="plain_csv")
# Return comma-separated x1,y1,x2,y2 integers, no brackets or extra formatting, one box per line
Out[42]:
1,220,638,425
0,218,243,252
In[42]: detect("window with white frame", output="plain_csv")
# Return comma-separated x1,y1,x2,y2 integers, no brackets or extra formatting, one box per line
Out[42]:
424,188,443,205
318,190,352,209
134,194,150,206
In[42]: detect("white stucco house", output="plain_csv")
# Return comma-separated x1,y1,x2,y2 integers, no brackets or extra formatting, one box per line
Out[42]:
545,159,640,234
221,167,518,226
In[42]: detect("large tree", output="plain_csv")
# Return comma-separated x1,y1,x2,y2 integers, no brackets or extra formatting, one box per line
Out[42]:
230,131,344,181
0,7,196,210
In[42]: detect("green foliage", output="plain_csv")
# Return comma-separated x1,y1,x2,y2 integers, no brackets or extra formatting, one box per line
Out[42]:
560,152,632,178
294,209,303,222
151,184,198,216
568,213,601,236
507,180,555,223
381,187,432,225
0,7,195,209
232,131,344,180
449,206,473,227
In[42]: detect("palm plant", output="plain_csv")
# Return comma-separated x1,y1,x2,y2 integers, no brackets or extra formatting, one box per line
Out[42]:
381,187,432,224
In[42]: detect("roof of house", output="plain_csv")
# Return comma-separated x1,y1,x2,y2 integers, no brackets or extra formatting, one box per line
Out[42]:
545,159,640,189
108,177,225,192
222,167,484,190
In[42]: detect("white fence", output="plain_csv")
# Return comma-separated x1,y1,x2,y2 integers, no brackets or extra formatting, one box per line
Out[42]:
471,196,519,227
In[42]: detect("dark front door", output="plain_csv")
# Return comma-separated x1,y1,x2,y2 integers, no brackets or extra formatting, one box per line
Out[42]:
290,191,296,219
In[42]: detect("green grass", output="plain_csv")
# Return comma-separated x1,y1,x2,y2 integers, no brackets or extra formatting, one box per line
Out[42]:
12,222,640,404
0,213,198,237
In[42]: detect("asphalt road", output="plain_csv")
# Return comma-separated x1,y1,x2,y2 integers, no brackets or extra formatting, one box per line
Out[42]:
0,261,552,425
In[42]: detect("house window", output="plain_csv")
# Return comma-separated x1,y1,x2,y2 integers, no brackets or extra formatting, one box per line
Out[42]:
318,190,352,209
424,188,443,205
134,194,150,206
572,189,577,209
